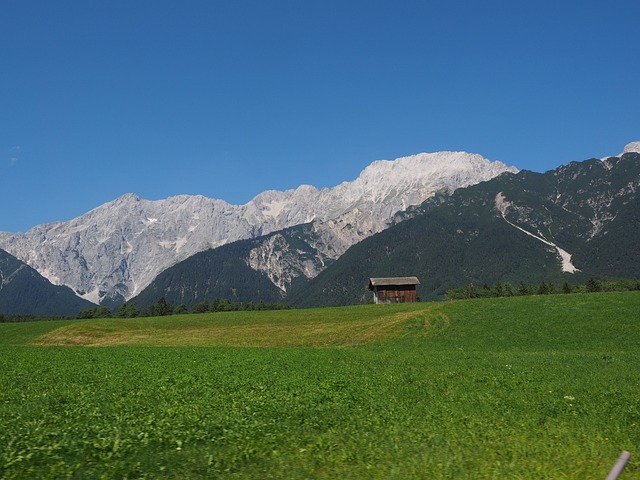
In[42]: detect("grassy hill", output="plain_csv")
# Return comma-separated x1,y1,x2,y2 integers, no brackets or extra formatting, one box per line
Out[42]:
1,292,638,478
32,304,421,347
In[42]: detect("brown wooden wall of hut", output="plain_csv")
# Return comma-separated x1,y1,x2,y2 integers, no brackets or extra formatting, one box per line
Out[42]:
373,285,417,304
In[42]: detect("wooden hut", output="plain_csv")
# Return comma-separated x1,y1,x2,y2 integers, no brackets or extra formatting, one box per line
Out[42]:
368,277,420,304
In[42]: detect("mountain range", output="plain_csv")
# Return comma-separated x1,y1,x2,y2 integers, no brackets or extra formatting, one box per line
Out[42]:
1,143,639,315
130,142,640,309
0,151,515,310
290,149,640,306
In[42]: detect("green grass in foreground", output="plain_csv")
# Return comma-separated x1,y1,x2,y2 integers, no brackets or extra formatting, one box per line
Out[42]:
0,292,639,479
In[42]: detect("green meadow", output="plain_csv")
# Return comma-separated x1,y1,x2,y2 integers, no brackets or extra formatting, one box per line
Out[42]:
1,292,639,479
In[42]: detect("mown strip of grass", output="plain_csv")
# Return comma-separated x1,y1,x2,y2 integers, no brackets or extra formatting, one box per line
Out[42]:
1,292,639,478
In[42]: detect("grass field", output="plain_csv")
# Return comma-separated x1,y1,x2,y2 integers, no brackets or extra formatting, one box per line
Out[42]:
1,292,639,478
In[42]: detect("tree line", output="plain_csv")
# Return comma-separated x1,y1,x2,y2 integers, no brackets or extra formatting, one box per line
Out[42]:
445,277,640,300
0,313,69,323
75,297,291,319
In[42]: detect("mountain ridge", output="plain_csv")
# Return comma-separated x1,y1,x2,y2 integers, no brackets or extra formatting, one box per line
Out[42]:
0,150,516,306
288,151,640,307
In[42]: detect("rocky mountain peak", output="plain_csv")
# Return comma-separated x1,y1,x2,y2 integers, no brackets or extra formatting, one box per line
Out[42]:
622,141,640,155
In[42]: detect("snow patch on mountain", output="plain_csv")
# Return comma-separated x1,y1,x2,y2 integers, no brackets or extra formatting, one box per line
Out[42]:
622,141,640,155
601,141,640,160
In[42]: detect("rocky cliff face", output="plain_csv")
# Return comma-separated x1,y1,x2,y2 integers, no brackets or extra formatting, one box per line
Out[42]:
0,150,516,304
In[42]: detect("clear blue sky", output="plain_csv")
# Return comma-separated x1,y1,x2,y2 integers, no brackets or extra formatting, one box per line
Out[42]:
2,0,639,233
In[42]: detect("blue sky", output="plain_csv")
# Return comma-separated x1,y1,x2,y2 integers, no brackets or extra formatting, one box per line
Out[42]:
2,0,639,233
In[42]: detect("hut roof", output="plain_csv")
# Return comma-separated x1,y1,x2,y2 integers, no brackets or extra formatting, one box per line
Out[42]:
369,277,421,289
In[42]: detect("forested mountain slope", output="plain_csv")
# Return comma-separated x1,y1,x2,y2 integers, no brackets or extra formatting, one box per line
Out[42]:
289,152,640,307
0,249,96,316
